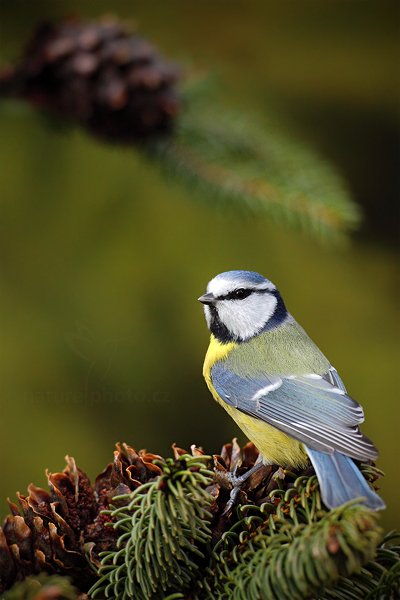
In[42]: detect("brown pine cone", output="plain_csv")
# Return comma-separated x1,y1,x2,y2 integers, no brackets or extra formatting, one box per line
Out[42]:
0,443,162,593
0,440,385,596
0,440,240,593
0,16,181,143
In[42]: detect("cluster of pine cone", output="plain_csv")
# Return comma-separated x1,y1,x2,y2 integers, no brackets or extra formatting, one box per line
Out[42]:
0,444,163,593
0,17,181,143
0,440,311,594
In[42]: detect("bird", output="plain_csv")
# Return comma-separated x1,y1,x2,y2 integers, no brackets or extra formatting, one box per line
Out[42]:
199,270,385,511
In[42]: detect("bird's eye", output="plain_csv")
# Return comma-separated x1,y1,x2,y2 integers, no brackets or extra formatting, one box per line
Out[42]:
234,288,249,300
223,288,252,301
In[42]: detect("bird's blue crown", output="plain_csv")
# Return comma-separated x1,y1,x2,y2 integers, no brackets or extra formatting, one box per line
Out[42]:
214,270,270,286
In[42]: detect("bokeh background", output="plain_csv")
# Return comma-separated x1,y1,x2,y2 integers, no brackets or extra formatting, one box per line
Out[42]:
0,0,398,532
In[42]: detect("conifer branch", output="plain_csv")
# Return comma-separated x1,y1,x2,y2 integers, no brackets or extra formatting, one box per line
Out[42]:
89,454,214,599
1,441,397,599
0,16,361,244
149,89,360,243
202,501,382,599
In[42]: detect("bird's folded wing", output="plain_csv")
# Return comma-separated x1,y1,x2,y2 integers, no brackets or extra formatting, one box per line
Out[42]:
211,362,378,461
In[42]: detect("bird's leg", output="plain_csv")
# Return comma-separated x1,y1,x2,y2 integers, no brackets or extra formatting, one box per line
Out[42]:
228,456,264,487
223,455,264,515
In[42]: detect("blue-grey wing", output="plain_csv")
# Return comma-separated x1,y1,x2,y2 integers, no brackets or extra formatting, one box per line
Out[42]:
323,366,347,392
211,362,377,461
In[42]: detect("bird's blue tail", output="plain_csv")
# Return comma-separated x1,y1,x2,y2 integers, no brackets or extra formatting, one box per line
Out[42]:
306,447,385,511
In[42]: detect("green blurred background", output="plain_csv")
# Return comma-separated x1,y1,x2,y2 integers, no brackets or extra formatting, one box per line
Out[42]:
0,0,399,532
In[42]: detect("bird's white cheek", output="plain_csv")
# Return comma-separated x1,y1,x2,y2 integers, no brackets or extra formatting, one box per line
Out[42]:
203,306,212,329
217,295,278,340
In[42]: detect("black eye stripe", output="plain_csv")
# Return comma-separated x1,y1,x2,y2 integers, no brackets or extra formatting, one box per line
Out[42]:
217,287,269,301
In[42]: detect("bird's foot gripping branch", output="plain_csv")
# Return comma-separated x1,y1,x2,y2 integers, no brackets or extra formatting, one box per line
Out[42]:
1,440,398,599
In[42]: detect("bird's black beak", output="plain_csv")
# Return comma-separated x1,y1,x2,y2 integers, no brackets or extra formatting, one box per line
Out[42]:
198,292,216,305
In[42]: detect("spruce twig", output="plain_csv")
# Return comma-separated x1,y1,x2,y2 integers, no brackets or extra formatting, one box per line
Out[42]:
1,441,397,599
150,86,360,243
89,454,214,599
202,501,382,599
0,16,361,243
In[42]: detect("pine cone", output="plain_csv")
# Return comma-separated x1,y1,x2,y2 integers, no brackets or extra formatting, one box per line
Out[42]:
0,443,162,593
0,17,181,143
1,440,384,595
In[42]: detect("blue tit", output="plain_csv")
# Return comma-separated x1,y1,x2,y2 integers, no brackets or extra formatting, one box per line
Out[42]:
199,270,385,511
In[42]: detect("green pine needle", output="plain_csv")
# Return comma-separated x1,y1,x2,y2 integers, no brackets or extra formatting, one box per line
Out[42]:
88,454,214,600
196,466,398,600
205,502,382,600
86,452,398,600
321,531,400,599
149,86,361,244
2,574,78,600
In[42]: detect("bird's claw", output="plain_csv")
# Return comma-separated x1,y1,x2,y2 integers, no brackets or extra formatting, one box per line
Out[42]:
222,485,242,516
222,468,249,515
227,470,244,488
222,460,264,515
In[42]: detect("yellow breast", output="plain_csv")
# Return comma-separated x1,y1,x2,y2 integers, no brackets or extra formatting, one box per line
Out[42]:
203,335,308,468
203,334,236,390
